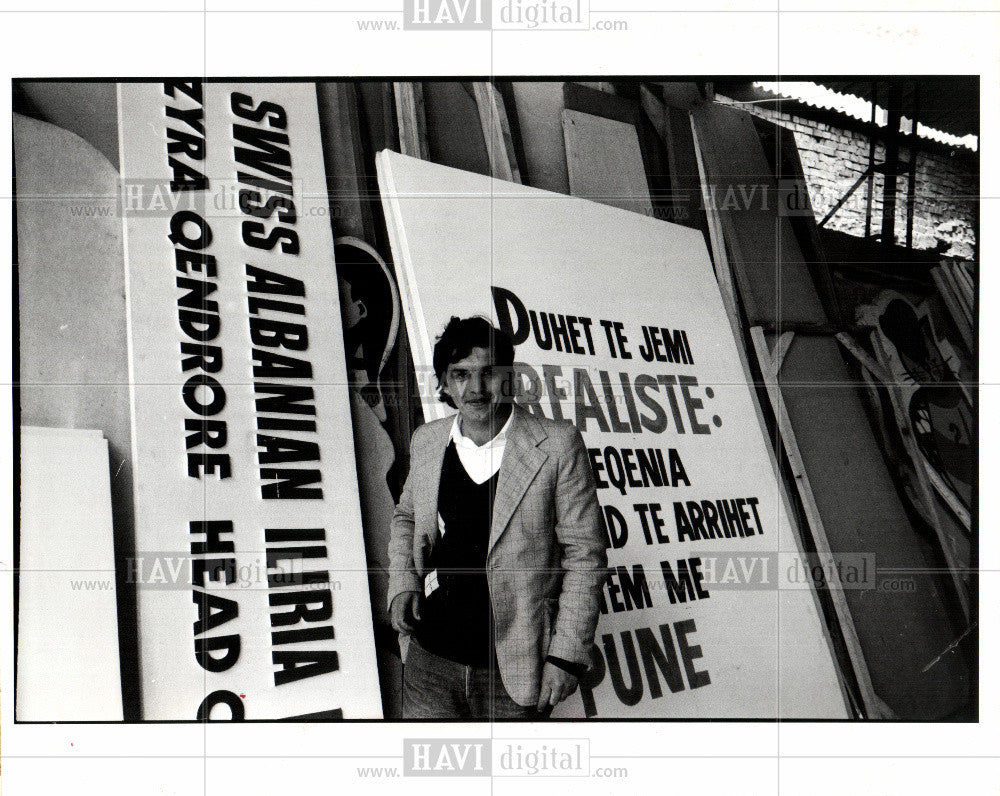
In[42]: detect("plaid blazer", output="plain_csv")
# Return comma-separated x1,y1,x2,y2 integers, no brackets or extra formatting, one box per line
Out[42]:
387,403,608,706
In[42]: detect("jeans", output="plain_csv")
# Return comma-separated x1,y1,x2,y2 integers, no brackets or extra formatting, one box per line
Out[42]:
402,637,542,720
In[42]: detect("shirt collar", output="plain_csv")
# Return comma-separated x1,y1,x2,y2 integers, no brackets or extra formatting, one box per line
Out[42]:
449,407,514,450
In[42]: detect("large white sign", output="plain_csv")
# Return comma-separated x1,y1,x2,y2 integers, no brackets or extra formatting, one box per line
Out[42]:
118,82,381,719
378,150,849,718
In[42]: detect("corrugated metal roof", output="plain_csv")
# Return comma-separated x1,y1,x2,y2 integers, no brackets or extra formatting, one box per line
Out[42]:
739,79,978,149
822,79,978,140
749,81,978,150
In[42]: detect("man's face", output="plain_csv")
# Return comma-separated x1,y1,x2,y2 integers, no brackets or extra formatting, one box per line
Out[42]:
442,346,511,425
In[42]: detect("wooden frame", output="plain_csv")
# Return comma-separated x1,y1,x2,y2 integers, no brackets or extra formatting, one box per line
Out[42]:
750,327,896,719
393,82,430,161
471,82,522,183
691,114,894,719
836,331,972,618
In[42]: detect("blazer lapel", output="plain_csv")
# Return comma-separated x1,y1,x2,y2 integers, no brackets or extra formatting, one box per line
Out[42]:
489,405,547,554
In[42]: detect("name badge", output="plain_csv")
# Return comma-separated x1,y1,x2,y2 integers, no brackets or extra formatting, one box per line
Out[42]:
424,569,440,598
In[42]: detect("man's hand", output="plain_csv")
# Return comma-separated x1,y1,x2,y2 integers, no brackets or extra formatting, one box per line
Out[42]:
535,661,579,710
390,591,422,634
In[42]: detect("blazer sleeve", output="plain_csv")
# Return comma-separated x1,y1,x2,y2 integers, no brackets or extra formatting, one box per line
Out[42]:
386,427,424,612
546,425,608,665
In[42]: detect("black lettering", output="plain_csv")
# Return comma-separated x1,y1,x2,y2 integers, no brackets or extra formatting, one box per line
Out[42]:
272,650,339,686
602,632,643,707
232,122,292,181
574,368,610,433
164,80,202,104
190,520,235,555
674,619,711,689
660,558,701,604
257,434,321,465
183,374,226,416
193,591,239,636
636,625,685,698
246,264,306,297
196,690,245,721
176,276,219,313
195,634,240,673
252,348,314,379
180,342,223,373
255,383,316,415
242,221,300,254
231,92,288,128
261,469,323,500
635,375,667,434
268,589,334,626
169,210,212,250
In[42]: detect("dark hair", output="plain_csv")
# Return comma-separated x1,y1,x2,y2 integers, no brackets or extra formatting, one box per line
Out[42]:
432,316,515,408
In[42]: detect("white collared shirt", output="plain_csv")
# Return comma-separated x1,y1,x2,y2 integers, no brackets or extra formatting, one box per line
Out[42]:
448,410,513,484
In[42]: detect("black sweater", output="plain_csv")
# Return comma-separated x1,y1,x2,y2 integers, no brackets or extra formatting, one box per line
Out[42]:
416,441,499,667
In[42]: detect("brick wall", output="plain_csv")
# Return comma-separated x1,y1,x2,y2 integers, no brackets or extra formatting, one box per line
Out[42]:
716,96,977,260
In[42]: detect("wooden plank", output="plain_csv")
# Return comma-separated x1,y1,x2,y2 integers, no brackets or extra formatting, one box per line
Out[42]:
316,82,374,240
564,81,674,225
494,82,530,182
661,105,711,232
18,428,124,720
691,116,738,312
641,86,708,232
393,82,429,160
357,81,400,154
510,82,569,194
491,84,523,183
572,80,615,94
870,333,971,618
696,101,974,718
937,263,973,328
766,119,847,327
639,84,667,139
775,333,973,716
835,332,893,384
562,109,653,216
692,103,829,326
658,81,705,110
838,330,971,533
953,261,975,301
422,82,491,176
471,82,518,182
948,260,972,298
14,112,140,719
749,328,892,719
926,465,973,532
771,330,796,373
947,271,974,336
565,81,635,125
692,126,861,717
931,269,975,351
945,265,974,327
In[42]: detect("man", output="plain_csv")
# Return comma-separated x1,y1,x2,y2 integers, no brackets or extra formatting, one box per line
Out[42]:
388,316,607,719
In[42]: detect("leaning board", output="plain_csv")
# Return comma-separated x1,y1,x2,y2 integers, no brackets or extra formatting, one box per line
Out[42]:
118,82,381,719
377,150,848,718
18,427,123,721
